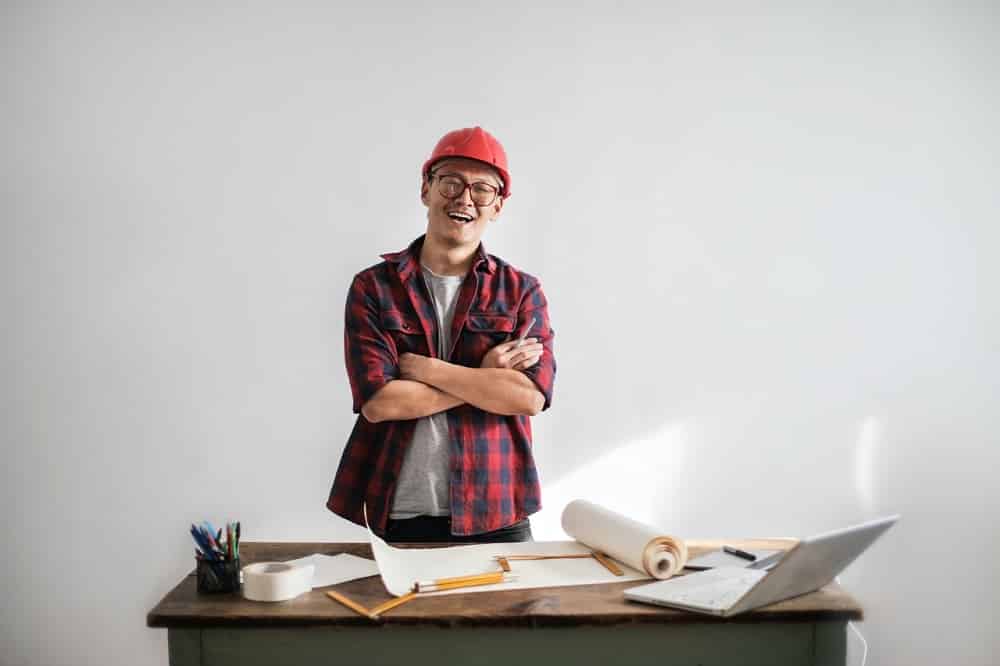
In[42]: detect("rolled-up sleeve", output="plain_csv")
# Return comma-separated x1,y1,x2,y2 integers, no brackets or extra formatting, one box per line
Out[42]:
517,280,556,411
344,274,398,414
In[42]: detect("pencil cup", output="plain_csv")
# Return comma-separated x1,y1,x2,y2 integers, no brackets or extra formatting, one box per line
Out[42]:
196,558,241,593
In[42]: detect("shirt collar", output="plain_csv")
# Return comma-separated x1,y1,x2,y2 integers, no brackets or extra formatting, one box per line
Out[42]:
381,234,496,281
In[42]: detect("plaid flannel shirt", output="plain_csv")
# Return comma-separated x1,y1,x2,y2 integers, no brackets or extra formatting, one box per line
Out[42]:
326,235,556,536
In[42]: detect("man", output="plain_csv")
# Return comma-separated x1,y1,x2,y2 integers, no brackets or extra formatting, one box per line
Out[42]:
326,126,556,543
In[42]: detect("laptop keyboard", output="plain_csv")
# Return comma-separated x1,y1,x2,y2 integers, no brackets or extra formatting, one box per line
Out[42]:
660,568,767,609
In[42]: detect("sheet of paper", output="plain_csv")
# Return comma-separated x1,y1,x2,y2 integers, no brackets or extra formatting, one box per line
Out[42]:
369,533,649,597
685,549,783,571
364,502,690,597
284,553,380,589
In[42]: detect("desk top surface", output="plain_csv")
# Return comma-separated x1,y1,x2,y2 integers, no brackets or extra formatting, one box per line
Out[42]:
146,540,863,628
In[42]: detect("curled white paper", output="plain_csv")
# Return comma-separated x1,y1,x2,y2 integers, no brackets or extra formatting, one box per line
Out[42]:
561,499,687,579
364,502,685,597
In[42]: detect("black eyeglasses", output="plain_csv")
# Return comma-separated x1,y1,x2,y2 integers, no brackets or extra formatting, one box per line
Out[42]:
430,172,502,207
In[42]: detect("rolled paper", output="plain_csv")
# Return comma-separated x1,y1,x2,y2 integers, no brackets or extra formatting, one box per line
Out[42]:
561,500,687,580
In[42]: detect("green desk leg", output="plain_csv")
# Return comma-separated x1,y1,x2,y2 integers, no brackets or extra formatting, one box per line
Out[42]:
813,621,848,666
163,622,849,666
168,628,200,666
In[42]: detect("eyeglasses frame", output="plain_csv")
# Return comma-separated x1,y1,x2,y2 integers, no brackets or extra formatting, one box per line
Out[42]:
427,170,504,207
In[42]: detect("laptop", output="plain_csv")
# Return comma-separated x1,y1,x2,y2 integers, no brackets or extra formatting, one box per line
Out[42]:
624,515,899,617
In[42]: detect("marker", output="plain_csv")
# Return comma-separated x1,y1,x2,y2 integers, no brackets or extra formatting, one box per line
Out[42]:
723,545,757,562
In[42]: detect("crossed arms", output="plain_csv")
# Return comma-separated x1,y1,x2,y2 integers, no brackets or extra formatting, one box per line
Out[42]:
345,273,555,425
361,341,545,423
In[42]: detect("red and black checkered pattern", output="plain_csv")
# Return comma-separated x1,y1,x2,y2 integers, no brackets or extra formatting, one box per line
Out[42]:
326,236,556,536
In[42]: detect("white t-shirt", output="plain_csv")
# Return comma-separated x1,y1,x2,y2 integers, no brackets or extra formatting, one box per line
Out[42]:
389,264,465,519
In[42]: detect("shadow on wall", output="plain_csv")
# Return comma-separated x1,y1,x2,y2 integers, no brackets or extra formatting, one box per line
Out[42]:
531,422,689,539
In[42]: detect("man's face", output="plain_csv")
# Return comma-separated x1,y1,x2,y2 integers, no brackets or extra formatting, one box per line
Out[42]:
421,158,505,248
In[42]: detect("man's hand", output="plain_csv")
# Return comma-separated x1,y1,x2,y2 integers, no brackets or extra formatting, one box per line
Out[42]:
481,338,544,371
399,353,434,383
401,346,545,416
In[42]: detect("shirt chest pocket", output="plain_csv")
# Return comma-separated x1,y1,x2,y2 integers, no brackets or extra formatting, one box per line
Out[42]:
461,312,516,362
380,310,427,356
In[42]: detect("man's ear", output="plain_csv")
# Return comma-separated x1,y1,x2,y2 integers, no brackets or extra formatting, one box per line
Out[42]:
420,178,430,205
490,196,505,220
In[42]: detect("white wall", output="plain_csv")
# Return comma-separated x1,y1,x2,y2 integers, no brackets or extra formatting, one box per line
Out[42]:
3,2,997,665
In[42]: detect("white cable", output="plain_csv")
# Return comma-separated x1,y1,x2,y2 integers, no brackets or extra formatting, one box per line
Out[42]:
836,576,869,666
850,620,869,666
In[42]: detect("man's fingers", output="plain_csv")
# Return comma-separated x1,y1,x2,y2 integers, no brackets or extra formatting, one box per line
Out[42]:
500,348,540,367
512,352,543,370
509,342,542,357
505,337,537,352
510,344,543,363
493,342,543,368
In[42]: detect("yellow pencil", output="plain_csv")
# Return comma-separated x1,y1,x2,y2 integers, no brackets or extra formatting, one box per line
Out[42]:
413,571,511,593
368,572,516,619
325,590,374,619
592,551,624,576
369,591,418,618
494,554,593,561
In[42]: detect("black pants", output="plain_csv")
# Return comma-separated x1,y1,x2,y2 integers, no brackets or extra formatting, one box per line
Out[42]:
384,515,533,543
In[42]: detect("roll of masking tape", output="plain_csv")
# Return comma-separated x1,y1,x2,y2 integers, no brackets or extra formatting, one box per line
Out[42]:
242,562,315,602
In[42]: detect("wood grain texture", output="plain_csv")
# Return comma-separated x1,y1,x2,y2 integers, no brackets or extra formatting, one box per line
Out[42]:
147,541,862,629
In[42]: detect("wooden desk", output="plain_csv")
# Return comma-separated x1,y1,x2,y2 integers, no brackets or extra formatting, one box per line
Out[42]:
147,541,863,666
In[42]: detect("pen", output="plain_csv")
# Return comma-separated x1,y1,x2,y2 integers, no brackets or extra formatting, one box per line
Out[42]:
201,524,225,557
515,316,537,347
200,523,220,553
723,545,757,562
191,525,217,560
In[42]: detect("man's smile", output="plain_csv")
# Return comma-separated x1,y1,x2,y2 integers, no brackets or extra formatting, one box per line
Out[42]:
447,211,475,224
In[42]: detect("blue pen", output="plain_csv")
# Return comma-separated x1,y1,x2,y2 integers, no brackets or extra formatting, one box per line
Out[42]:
199,525,223,559
198,527,218,560
190,525,216,560
201,524,221,553
201,521,217,548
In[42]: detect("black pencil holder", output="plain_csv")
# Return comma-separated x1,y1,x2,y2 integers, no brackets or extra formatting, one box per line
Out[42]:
196,557,241,593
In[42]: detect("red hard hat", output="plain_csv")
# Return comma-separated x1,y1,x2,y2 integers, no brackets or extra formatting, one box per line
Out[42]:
422,126,512,198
